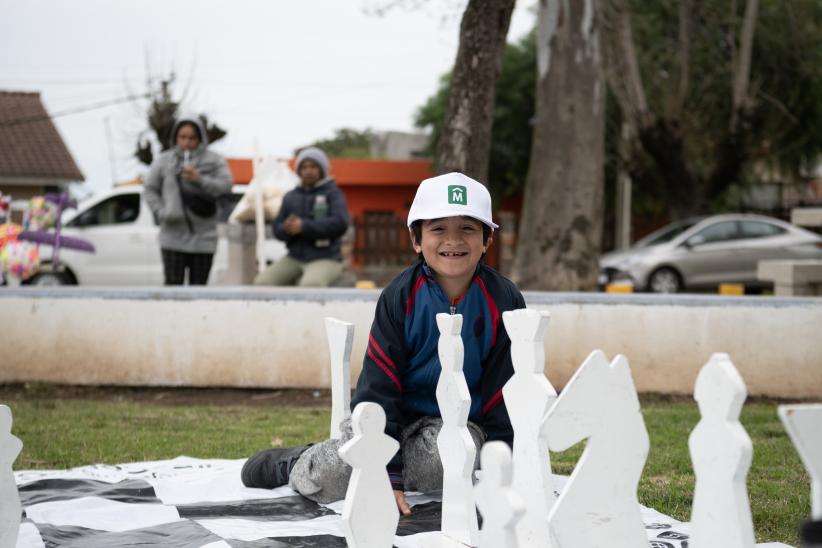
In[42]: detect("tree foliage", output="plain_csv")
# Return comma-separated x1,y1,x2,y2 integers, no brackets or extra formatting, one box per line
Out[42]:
302,128,375,158
135,78,227,166
417,0,822,219
606,0,822,218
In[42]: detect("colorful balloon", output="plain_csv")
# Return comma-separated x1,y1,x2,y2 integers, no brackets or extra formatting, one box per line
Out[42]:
0,222,22,250
26,196,57,231
1,241,40,280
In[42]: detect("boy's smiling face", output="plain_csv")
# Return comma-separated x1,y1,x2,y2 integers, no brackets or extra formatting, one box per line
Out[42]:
411,216,491,297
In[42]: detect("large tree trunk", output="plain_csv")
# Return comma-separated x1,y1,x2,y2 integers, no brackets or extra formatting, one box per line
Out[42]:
511,0,605,290
436,0,515,184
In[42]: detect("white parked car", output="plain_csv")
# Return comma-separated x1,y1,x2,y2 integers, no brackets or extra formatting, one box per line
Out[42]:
27,185,286,286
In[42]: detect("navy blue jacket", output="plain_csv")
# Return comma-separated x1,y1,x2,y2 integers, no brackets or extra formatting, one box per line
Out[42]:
351,260,525,489
273,178,350,261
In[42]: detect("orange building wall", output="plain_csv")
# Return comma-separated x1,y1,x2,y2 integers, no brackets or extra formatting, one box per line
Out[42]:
226,157,426,220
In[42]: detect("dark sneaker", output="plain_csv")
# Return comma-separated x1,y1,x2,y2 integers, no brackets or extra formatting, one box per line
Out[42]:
241,445,311,488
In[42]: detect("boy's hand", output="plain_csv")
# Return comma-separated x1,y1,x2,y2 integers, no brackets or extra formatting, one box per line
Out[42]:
283,214,303,235
394,490,411,516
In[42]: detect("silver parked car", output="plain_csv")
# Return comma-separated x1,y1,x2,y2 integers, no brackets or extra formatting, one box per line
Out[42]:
598,214,822,293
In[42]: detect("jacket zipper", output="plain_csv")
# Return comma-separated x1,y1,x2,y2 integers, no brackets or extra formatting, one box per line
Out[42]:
450,304,456,315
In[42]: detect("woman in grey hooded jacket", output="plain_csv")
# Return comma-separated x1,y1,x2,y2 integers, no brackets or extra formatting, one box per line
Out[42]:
143,115,233,285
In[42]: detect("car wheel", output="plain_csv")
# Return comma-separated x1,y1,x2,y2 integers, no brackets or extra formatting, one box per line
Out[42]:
647,267,682,293
27,272,70,286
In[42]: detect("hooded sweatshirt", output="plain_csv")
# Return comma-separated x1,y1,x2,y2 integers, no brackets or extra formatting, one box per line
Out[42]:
143,115,233,254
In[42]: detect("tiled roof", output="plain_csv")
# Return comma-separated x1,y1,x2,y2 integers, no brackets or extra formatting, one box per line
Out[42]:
226,157,432,186
0,91,84,181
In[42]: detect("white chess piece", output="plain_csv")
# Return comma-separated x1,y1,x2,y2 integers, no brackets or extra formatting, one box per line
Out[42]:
475,441,525,548
0,405,22,548
435,313,480,548
779,403,822,520
325,317,354,439
689,353,756,548
502,308,556,548
339,402,400,548
543,351,649,548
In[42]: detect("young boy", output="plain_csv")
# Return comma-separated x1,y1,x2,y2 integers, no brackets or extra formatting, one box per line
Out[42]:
242,172,525,515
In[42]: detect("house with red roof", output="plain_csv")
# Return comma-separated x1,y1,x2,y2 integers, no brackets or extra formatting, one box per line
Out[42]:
0,91,84,204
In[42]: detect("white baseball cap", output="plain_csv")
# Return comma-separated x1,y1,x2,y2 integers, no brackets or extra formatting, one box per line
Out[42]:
406,172,498,229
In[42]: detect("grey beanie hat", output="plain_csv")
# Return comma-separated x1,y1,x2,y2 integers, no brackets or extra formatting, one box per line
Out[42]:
295,147,330,177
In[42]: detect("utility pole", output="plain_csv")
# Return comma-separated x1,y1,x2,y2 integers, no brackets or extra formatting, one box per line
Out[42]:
615,123,634,250
104,116,118,184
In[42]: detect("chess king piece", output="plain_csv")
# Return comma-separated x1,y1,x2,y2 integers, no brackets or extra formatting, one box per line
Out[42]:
339,402,400,548
501,308,556,548
543,351,649,548
0,405,22,548
689,353,755,548
325,317,354,439
435,313,480,548
475,441,525,548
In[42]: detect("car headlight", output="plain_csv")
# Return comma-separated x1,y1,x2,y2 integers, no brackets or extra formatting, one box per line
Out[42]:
615,257,641,271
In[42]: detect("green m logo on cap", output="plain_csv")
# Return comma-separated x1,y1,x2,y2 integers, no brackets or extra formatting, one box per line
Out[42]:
448,185,467,205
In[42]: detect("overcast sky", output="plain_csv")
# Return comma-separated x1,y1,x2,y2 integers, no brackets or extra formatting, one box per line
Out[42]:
1,0,536,196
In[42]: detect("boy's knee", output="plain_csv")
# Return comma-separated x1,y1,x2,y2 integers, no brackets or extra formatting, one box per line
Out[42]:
289,420,354,504
401,417,486,493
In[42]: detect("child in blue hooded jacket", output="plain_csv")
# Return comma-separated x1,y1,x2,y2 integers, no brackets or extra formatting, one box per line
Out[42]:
243,172,524,515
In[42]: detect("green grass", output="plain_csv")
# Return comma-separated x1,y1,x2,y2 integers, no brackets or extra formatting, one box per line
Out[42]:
11,400,329,468
5,394,810,546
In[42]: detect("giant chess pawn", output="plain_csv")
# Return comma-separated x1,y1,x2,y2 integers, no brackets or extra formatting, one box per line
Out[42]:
475,441,525,548
689,353,756,548
501,308,556,547
435,313,480,547
0,405,22,548
339,402,400,548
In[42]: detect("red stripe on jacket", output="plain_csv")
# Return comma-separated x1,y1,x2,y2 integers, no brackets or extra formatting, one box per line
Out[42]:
367,346,402,391
474,275,499,347
405,275,427,316
369,334,396,371
483,389,504,415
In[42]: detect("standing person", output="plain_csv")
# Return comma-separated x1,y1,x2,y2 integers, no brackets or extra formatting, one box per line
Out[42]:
254,147,350,287
143,114,233,285
242,172,524,516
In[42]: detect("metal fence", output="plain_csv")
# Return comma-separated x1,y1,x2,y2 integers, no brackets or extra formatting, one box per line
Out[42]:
352,211,417,267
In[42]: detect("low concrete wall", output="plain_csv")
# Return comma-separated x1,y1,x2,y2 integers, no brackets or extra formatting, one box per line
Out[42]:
1,288,820,398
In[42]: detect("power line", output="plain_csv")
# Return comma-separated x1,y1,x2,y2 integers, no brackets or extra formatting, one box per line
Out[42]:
0,93,150,128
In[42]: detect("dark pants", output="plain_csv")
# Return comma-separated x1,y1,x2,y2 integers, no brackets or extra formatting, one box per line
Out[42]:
161,249,214,285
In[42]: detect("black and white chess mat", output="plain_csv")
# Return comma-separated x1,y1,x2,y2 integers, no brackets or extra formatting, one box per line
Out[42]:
12,456,693,548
